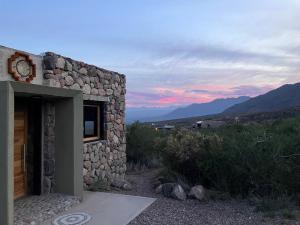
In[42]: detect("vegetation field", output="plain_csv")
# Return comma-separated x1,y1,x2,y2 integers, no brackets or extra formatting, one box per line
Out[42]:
127,117,300,198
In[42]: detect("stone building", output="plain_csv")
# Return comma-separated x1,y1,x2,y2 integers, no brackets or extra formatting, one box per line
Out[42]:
0,45,126,225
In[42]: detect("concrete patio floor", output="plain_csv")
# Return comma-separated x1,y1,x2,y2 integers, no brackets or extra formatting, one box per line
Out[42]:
42,191,156,225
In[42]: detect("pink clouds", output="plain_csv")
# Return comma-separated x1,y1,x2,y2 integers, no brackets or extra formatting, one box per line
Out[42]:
127,84,276,108
127,86,213,107
156,97,178,104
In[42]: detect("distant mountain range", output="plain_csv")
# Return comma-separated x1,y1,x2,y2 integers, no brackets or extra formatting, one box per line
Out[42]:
159,96,250,120
127,82,300,124
126,107,175,123
126,96,250,123
223,83,300,115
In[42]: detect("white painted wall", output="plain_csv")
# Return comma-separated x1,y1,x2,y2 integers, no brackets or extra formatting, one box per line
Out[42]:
0,45,44,85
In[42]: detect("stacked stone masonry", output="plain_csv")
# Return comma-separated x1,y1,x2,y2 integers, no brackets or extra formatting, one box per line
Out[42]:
42,52,126,190
43,102,56,193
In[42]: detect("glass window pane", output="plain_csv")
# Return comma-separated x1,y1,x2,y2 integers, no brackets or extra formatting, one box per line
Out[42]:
85,121,95,135
84,105,99,138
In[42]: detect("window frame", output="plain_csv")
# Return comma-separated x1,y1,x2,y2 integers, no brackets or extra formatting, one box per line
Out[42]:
83,104,100,142
83,101,106,142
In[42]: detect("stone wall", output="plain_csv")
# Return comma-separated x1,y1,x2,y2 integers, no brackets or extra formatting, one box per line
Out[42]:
43,102,56,193
42,52,126,189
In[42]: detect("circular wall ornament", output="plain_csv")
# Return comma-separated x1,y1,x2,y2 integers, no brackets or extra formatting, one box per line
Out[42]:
52,212,92,225
7,52,36,83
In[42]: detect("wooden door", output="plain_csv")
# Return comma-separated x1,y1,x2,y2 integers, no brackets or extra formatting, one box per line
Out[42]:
14,110,27,199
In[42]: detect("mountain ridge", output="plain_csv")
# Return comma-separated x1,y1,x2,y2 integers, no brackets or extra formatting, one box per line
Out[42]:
223,83,300,115
159,96,250,120
126,96,250,123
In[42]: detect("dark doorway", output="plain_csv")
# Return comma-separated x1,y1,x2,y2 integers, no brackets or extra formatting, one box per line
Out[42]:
15,97,42,195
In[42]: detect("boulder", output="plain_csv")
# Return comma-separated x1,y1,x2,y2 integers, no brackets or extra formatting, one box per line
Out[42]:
188,185,205,200
111,178,132,190
155,184,163,194
83,175,93,185
161,183,176,198
89,179,111,192
171,184,186,200
161,183,186,200
123,182,133,191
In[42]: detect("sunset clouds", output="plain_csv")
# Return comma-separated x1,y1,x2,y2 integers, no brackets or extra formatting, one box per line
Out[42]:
119,1,300,107
126,85,274,108
1,0,299,108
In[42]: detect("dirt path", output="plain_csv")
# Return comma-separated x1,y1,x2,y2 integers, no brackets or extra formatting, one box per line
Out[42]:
113,169,160,198
113,169,300,225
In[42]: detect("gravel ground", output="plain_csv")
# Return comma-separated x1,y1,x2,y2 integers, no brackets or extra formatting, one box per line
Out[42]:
14,194,80,225
113,169,300,225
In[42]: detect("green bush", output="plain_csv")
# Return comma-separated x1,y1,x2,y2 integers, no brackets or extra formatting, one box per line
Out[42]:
254,195,297,219
126,118,300,197
160,118,300,197
161,129,223,184
126,122,164,168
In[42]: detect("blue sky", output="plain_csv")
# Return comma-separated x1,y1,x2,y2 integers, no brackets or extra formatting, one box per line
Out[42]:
1,0,300,107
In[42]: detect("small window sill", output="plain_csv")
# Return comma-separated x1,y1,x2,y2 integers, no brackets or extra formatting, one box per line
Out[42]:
84,136,100,142
83,139,107,144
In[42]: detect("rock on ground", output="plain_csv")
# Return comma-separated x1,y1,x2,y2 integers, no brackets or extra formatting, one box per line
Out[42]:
161,183,177,198
171,184,186,201
111,178,133,190
188,185,205,200
160,183,186,200
155,185,163,194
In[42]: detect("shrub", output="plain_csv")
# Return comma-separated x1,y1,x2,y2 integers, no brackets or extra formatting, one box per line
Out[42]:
254,196,297,219
126,122,164,168
161,129,223,184
160,118,300,197
126,118,300,197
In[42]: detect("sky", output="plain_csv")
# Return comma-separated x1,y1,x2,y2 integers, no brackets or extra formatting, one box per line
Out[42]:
1,0,300,108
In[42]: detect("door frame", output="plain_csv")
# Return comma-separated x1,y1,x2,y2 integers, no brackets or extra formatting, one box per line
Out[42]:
0,81,83,225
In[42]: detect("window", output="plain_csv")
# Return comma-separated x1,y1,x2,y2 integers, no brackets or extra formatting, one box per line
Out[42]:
83,101,106,142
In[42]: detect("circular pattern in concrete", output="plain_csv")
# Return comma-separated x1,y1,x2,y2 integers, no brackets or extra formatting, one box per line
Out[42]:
53,212,91,225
